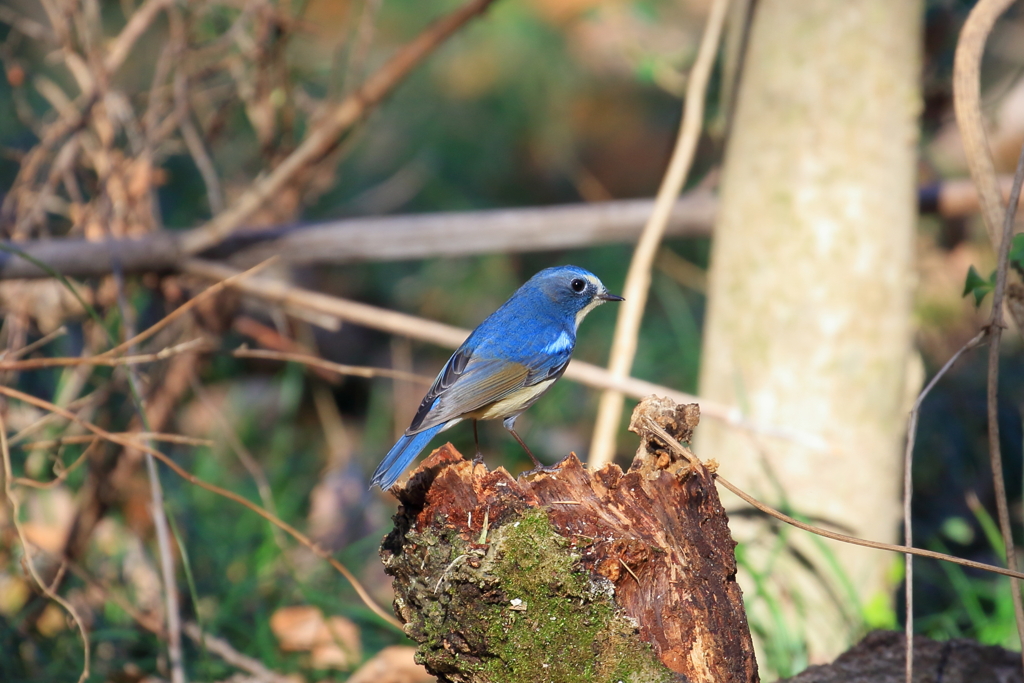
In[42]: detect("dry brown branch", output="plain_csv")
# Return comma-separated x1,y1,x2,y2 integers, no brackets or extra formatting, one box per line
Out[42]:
0,413,91,683
20,432,213,449
8,389,105,445
11,432,213,491
953,0,1024,667
100,257,276,357
170,6,224,216
0,384,403,629
0,6,54,42
588,0,729,468
111,277,187,683
0,337,213,370
0,173,1011,280
103,0,175,74
641,417,1024,582
0,193,716,279
901,329,988,682
0,325,67,361
953,0,1017,248
11,436,100,490
977,138,1024,673
232,316,341,383
181,0,501,255
232,347,432,384
343,0,384,95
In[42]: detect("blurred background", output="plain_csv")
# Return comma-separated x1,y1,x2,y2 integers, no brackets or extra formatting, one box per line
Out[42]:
1,0,1024,680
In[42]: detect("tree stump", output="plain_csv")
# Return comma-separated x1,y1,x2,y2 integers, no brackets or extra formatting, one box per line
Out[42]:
380,396,759,683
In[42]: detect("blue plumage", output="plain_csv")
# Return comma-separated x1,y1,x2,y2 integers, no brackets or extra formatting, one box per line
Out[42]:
370,265,622,490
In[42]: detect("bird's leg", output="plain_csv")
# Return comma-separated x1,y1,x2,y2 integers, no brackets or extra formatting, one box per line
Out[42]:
508,427,546,471
472,420,484,464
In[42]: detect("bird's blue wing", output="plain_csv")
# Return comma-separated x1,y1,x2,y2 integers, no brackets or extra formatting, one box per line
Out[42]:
408,344,573,434
408,347,472,432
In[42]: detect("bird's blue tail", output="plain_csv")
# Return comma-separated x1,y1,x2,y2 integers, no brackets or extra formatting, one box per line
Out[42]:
370,424,445,490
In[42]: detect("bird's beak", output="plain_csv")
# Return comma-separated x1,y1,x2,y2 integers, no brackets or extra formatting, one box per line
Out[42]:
599,292,624,302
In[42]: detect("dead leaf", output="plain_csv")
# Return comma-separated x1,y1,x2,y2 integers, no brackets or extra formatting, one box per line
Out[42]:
36,602,68,637
22,487,75,553
0,574,30,616
269,605,361,669
345,646,435,683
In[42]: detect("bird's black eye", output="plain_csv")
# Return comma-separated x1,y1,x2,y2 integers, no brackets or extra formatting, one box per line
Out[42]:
570,278,587,293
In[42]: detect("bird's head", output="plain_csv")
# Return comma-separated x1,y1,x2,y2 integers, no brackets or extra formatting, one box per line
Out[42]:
528,265,623,328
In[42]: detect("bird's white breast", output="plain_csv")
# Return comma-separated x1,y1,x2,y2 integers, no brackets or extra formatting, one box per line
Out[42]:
468,379,556,420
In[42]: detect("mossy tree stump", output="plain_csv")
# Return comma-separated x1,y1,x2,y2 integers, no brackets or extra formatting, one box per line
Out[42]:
380,396,759,683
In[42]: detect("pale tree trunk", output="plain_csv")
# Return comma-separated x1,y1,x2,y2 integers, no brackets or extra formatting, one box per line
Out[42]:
697,0,922,665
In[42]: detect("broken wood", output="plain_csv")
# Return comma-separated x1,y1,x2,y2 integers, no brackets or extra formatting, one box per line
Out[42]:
380,396,758,682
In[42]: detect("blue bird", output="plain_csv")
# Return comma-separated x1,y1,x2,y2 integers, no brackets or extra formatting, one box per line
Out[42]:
371,265,623,490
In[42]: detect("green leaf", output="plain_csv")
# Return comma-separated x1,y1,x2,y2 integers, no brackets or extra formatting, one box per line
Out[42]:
1009,233,1024,272
941,516,975,545
962,265,996,307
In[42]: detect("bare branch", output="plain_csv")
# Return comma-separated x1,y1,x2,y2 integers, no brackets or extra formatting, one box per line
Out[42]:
0,384,403,629
586,0,727,467
180,0,501,255
104,0,175,74
644,417,1024,583
1,414,91,683
902,329,987,682
954,0,1024,667
232,347,432,384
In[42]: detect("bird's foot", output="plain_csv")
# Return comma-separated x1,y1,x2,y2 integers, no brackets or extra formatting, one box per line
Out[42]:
520,463,561,479
472,450,485,465
520,453,560,478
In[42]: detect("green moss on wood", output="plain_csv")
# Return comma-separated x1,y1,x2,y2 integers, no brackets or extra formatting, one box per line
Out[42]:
386,509,671,683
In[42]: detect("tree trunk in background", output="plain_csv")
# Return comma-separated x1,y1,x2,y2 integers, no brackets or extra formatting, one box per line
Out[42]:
697,0,922,665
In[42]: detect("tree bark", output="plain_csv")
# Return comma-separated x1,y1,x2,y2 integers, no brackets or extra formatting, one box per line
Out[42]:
696,0,922,663
380,396,758,683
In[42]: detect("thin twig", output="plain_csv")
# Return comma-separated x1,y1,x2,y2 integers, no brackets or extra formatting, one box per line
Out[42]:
982,139,1024,666
7,389,104,445
188,373,289,553
343,0,383,95
112,269,185,683
171,9,224,215
0,325,67,361
12,436,99,489
953,0,1017,248
0,337,213,370
181,0,500,255
98,257,276,357
19,432,214,449
902,329,987,683
11,432,213,490
232,347,432,384
954,0,1024,666
588,0,730,468
641,418,1024,582
0,384,403,629
103,0,174,74
0,413,91,683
